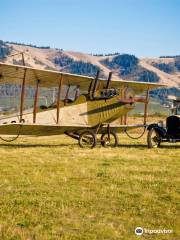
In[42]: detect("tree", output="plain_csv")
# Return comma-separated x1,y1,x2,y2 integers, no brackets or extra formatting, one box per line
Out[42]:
175,57,180,71
101,54,139,76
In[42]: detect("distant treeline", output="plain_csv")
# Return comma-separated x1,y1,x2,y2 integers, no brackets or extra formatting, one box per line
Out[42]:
54,53,159,82
5,41,51,49
54,54,101,77
175,57,180,71
152,62,175,73
54,55,74,67
92,52,120,57
160,55,180,58
66,61,101,77
151,87,180,102
138,70,159,83
101,54,139,75
152,57,180,73
101,54,159,83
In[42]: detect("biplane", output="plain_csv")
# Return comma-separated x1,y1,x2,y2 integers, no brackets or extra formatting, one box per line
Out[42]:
0,62,164,148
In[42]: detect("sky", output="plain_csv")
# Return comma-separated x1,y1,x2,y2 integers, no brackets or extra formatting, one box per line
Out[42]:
1,0,180,57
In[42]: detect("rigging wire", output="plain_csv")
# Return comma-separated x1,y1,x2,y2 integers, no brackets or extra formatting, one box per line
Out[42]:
124,126,147,139
0,125,22,142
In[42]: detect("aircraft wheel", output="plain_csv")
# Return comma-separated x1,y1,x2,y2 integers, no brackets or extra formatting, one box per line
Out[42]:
101,131,119,147
79,131,97,148
147,128,161,148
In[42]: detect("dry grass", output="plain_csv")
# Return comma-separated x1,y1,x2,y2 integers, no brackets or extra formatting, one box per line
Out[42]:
0,133,179,240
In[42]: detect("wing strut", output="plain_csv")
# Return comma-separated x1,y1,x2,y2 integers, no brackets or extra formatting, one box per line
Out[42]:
33,80,40,123
92,70,100,99
105,72,112,89
64,85,71,105
143,88,149,125
19,69,27,122
57,75,63,124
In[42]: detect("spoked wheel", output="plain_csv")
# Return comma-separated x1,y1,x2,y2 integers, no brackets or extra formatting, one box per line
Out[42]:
101,131,119,147
147,128,161,148
79,131,97,148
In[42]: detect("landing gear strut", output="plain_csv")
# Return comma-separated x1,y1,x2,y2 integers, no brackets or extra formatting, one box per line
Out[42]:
101,131,119,147
77,124,119,148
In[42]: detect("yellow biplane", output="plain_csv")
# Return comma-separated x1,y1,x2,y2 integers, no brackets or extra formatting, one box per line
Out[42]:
0,62,164,147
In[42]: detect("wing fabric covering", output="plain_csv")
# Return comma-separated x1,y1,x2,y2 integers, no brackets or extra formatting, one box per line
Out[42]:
0,102,89,126
0,62,165,92
0,123,145,136
0,63,93,89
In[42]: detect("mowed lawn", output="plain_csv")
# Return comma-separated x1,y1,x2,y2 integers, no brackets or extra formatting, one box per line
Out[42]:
0,134,179,240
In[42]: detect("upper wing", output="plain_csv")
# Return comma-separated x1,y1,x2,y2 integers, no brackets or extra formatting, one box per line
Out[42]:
0,62,165,93
109,79,166,94
0,62,94,89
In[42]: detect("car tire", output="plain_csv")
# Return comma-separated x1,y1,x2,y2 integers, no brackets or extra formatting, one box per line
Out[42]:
147,128,161,148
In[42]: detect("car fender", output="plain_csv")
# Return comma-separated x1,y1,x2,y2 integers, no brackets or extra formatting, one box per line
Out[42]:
147,124,166,137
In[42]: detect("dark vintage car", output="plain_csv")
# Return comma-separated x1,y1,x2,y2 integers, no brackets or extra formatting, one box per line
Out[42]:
147,97,180,148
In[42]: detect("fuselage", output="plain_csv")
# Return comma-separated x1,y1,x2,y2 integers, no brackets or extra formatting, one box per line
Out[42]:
0,93,135,128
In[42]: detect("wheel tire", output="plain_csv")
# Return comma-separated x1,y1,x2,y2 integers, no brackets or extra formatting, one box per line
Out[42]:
147,128,161,148
101,131,119,147
79,131,97,148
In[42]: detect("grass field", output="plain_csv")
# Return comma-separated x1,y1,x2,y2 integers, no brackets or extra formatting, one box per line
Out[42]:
0,133,179,240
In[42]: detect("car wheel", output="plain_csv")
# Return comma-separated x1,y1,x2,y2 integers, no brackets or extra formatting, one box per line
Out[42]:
147,128,161,148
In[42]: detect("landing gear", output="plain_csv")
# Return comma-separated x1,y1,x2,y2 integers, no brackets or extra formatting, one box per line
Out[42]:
77,125,119,148
101,131,119,147
147,128,161,148
79,131,97,148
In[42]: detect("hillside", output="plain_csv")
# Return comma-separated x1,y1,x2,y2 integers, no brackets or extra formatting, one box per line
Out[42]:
0,40,180,97
140,58,180,87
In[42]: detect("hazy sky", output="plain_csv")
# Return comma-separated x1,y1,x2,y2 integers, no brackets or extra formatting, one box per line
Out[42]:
1,0,180,57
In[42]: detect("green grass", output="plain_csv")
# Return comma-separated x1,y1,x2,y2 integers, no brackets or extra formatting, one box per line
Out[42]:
0,134,179,240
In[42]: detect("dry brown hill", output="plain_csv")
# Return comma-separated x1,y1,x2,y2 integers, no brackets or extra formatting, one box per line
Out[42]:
140,58,180,87
3,43,180,88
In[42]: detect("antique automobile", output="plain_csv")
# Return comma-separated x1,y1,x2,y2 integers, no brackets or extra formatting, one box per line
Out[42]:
147,96,180,148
